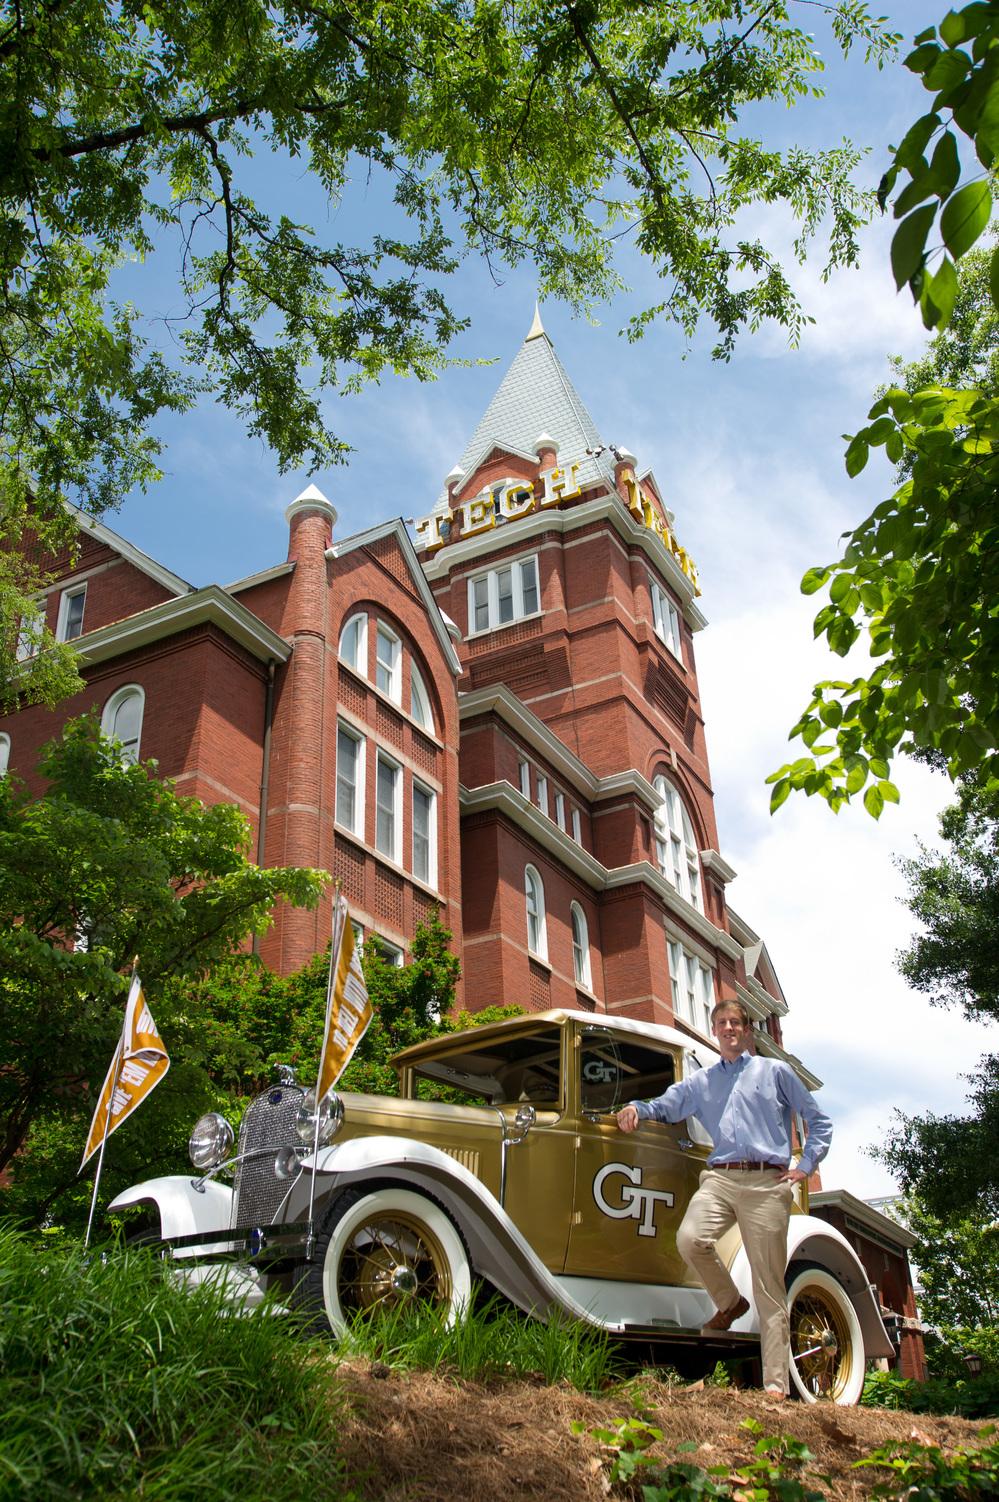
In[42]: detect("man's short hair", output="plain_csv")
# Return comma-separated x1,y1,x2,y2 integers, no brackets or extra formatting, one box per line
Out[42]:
711,998,752,1028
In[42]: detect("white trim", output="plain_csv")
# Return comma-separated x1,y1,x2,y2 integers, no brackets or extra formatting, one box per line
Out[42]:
525,863,548,961
56,582,87,642
66,503,193,596
335,720,366,838
466,551,540,637
67,585,292,667
412,779,437,888
410,660,434,731
225,561,295,593
338,612,368,677
701,848,738,885
375,620,402,703
334,515,463,675
101,683,145,762
570,901,591,989
422,493,707,631
457,781,744,962
375,749,402,864
0,732,9,776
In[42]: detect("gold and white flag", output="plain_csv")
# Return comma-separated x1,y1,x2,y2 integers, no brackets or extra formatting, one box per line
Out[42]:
317,891,372,1099
81,972,170,1169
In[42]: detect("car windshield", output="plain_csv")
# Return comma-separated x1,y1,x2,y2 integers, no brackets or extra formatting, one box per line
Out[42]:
412,1027,563,1107
579,1031,677,1114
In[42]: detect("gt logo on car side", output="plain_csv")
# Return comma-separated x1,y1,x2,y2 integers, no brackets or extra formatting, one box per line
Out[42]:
592,1162,675,1237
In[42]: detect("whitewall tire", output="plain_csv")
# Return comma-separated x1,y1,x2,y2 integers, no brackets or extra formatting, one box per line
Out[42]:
786,1264,865,1404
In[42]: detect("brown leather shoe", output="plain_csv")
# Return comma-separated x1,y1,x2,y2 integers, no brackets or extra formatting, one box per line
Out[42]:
700,1294,749,1332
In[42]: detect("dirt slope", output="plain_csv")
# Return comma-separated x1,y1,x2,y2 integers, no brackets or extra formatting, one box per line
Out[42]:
330,1363,991,1502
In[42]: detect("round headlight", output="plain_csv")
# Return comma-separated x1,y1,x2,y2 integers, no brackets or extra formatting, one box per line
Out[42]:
295,1088,344,1148
189,1112,234,1170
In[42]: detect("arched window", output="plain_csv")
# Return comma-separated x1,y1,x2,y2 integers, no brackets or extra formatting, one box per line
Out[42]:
0,732,9,777
570,902,591,989
653,774,702,912
102,684,145,763
525,864,547,960
410,661,433,731
339,612,367,675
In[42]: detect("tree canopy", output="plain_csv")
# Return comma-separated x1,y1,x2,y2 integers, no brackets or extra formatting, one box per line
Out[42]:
0,0,894,542
0,715,326,1193
772,2,999,815
876,770,999,1219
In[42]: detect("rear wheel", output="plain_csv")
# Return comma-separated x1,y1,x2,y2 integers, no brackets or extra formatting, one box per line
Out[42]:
301,1185,471,1335
786,1264,864,1404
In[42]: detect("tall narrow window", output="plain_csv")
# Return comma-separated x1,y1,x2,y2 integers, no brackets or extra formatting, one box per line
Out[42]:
518,759,531,798
571,807,582,844
101,685,144,763
336,724,364,834
375,623,401,702
653,775,702,912
0,733,9,777
668,939,714,1035
525,864,547,960
376,752,401,860
554,792,565,831
410,662,433,731
650,578,682,660
57,584,87,642
467,553,540,634
571,903,591,989
412,781,436,886
536,774,548,817
15,604,43,662
339,612,367,675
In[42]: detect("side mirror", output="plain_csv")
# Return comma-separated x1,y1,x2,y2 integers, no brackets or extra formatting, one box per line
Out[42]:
507,1103,536,1144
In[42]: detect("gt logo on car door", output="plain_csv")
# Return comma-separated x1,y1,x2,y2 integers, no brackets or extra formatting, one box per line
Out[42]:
592,1162,675,1237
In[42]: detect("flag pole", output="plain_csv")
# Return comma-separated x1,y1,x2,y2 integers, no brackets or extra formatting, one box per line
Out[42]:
307,886,344,1256
83,958,138,1250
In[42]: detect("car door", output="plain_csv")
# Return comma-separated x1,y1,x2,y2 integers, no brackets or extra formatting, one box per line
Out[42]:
565,1026,707,1287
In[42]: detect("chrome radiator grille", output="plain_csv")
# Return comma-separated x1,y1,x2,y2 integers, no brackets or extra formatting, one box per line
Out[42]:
232,1085,302,1229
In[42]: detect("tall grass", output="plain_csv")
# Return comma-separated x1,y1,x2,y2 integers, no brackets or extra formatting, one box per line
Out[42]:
335,1290,625,1392
0,1224,353,1502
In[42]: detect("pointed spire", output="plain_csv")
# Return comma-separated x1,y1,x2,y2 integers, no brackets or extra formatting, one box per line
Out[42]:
526,301,546,342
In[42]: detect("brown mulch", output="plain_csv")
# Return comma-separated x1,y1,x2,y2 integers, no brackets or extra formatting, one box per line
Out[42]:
327,1361,992,1501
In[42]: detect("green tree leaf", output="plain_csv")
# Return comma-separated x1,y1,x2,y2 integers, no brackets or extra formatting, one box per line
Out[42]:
891,203,939,289
940,180,993,260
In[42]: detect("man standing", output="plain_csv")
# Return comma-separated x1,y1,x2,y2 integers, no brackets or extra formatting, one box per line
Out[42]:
616,998,832,1398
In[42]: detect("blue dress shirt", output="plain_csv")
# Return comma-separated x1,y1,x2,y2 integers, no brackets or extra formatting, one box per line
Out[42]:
632,1051,832,1177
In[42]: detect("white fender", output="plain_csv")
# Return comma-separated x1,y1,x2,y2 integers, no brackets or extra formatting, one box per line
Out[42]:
108,1175,235,1256
291,1135,627,1332
723,1212,893,1359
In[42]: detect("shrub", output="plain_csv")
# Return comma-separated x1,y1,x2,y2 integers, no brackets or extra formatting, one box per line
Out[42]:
862,1367,999,1419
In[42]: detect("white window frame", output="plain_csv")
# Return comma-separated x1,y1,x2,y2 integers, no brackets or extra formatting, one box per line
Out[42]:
571,807,581,844
339,612,368,676
467,552,540,635
536,774,548,817
667,938,715,1036
570,902,591,989
101,684,145,763
650,577,682,661
518,759,531,799
375,750,402,862
525,863,548,961
410,661,433,731
370,935,404,967
653,774,702,912
57,583,87,642
335,721,365,836
15,603,44,662
0,732,9,777
554,792,565,831
412,779,437,887
375,622,402,703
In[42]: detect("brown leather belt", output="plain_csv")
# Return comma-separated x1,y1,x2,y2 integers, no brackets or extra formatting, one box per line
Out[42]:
711,1160,783,1172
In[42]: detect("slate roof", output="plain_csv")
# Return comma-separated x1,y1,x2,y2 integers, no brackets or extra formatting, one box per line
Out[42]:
450,312,617,497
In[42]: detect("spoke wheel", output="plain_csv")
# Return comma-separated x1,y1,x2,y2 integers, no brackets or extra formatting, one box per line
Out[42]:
301,1185,471,1335
786,1264,864,1404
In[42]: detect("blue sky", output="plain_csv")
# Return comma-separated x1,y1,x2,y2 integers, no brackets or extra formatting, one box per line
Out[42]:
106,2,990,1198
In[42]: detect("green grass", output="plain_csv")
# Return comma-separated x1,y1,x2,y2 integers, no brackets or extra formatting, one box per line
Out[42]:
334,1288,626,1392
0,1223,354,1502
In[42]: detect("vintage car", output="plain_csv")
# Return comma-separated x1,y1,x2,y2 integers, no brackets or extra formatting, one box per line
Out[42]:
109,1009,892,1403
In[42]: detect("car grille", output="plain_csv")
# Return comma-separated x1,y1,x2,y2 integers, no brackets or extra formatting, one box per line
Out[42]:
232,1085,303,1229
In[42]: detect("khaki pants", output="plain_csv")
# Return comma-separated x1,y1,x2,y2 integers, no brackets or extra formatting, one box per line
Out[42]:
677,1167,793,1394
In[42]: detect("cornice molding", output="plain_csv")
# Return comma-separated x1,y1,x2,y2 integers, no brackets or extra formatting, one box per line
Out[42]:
700,848,738,885
751,1031,823,1091
71,585,292,668
809,1190,917,1249
421,493,708,631
66,502,193,597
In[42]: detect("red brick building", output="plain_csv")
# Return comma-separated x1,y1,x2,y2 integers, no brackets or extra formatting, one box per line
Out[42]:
2,310,924,1370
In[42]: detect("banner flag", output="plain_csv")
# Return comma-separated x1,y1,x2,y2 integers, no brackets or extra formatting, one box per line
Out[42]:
81,973,170,1169
317,890,372,1098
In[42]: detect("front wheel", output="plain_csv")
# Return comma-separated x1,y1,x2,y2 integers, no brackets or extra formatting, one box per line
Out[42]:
786,1264,865,1404
301,1185,472,1335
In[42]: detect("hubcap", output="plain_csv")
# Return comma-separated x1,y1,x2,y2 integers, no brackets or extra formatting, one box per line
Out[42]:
336,1210,453,1317
790,1288,851,1398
